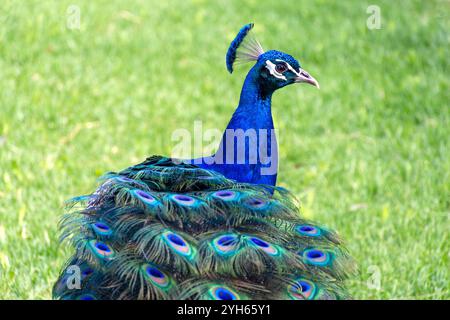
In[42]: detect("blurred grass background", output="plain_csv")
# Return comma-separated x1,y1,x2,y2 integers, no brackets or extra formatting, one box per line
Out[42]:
0,0,448,299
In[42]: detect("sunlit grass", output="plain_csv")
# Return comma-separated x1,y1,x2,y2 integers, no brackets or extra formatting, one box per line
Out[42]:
0,0,448,299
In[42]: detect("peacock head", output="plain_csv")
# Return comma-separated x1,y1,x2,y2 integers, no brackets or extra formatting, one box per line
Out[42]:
226,23,319,93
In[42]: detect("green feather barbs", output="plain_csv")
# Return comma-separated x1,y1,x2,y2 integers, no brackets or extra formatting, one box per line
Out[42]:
54,156,354,300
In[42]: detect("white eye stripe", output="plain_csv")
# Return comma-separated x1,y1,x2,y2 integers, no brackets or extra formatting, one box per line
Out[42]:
275,59,301,77
265,60,287,80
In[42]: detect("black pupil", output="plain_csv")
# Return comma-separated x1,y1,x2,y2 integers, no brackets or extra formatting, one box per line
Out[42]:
276,64,286,72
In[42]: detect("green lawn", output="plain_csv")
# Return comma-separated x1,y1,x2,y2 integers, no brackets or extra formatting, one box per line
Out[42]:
0,0,448,299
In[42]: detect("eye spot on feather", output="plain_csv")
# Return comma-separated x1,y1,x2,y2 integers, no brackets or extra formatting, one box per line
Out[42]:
287,279,316,300
91,222,113,236
295,225,322,237
175,195,194,202
248,198,264,206
170,194,197,206
88,240,115,260
217,235,236,246
248,236,280,256
162,231,195,259
212,234,239,256
216,191,233,197
208,286,240,300
302,249,331,266
135,190,155,201
168,233,185,246
250,237,269,247
96,242,110,252
131,189,160,208
307,250,323,259
244,197,269,210
142,264,172,289
77,294,96,300
94,222,109,231
147,267,164,278
212,190,239,201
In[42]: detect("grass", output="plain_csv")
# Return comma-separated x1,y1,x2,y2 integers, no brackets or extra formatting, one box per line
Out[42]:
0,0,448,299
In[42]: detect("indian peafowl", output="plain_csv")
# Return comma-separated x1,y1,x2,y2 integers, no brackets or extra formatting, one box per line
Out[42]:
53,23,354,300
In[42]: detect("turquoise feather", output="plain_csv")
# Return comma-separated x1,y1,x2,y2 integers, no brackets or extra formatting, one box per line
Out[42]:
54,156,354,299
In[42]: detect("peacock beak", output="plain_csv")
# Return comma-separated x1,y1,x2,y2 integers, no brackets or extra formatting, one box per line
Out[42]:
294,68,320,89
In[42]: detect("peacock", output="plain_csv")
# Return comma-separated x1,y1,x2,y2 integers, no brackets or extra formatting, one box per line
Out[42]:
53,23,354,300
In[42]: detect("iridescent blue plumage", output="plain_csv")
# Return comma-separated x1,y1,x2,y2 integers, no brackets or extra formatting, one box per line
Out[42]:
53,24,353,300
226,23,257,73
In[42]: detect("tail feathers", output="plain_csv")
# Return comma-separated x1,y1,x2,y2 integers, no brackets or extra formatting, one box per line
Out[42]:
109,256,177,300
178,279,267,300
52,257,105,300
197,231,305,279
132,224,197,276
54,156,355,300
274,275,350,300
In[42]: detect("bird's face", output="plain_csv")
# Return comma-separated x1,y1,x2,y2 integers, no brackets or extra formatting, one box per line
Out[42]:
257,50,319,92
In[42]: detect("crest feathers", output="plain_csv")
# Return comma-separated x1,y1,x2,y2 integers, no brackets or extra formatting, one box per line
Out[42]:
226,23,264,73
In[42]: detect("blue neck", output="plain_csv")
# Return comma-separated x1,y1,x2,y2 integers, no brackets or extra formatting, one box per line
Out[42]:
194,66,278,186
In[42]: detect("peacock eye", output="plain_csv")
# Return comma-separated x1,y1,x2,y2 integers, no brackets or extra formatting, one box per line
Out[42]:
275,63,287,73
